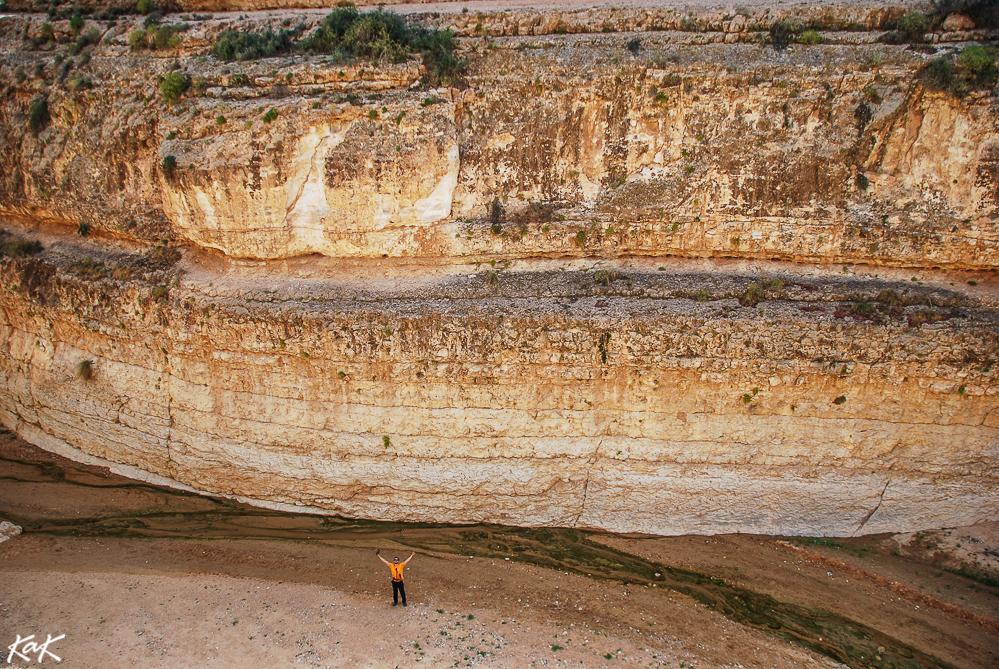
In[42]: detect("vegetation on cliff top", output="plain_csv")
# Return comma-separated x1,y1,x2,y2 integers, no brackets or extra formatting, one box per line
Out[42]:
211,7,465,87
921,44,998,96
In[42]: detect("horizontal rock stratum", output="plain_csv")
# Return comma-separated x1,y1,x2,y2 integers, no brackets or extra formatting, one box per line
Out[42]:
1,1,997,535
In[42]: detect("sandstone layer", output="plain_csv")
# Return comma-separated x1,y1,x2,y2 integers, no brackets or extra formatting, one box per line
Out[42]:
0,2,997,535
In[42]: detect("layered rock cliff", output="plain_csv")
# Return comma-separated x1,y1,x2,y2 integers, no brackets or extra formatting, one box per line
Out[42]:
0,1,997,535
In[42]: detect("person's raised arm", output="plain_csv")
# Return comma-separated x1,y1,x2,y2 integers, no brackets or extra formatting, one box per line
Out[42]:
403,551,416,564
376,548,390,565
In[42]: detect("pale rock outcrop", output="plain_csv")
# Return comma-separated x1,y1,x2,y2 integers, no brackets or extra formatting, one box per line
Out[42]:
942,14,976,31
0,520,22,544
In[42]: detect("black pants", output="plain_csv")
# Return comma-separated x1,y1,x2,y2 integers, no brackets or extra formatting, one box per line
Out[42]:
392,579,406,605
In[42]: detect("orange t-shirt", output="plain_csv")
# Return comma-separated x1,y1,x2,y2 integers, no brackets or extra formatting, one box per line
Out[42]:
389,562,405,581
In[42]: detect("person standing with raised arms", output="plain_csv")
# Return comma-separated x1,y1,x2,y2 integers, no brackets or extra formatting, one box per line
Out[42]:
376,548,415,607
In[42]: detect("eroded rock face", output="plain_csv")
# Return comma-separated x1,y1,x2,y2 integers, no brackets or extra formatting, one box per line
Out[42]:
1,5,997,535
1,13,997,265
0,252,996,535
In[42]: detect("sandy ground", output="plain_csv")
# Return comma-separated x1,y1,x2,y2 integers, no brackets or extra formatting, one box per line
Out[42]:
1,435,997,669
1,536,845,669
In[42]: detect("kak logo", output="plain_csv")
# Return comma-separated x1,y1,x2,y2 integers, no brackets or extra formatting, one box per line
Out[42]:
6,633,65,664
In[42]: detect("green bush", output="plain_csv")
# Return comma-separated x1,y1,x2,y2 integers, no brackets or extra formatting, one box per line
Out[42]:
211,28,295,60
216,114,226,125
211,8,466,86
77,27,101,49
883,11,931,44
850,299,875,318
136,0,154,15
896,11,931,41
28,97,49,134
129,30,147,51
162,154,177,178
66,73,91,92
739,282,763,307
132,25,181,51
921,47,997,96
769,20,802,51
262,108,278,123
798,30,822,45
921,57,958,92
876,289,902,307
1,237,42,257
153,25,182,50
301,7,409,59
69,14,84,35
159,72,189,104
957,44,995,75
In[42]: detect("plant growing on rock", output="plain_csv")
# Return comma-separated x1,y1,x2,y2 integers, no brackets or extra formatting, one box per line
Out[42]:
28,97,49,134
739,282,763,307
73,28,101,53
882,11,932,44
212,28,297,61
798,30,822,45
132,25,182,52
75,360,93,381
1,237,42,257
65,73,92,93
594,269,621,286
129,30,147,51
161,155,177,179
920,45,998,96
71,255,105,279
769,20,802,51
598,333,611,364
159,72,190,104
212,8,465,87
854,102,873,133
489,197,503,234
849,298,876,319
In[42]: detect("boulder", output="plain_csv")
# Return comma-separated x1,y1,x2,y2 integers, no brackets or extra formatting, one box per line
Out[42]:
0,520,23,544
942,14,975,31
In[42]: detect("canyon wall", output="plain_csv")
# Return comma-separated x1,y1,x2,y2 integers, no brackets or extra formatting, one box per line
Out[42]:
0,2,997,535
